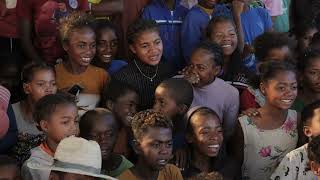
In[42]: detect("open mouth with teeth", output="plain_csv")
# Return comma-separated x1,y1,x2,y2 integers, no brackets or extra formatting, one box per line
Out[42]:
81,57,92,63
157,159,169,166
221,44,232,48
101,55,112,62
280,99,293,104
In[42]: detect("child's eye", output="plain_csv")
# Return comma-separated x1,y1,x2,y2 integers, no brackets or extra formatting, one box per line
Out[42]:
152,143,160,148
91,43,96,49
155,40,162,45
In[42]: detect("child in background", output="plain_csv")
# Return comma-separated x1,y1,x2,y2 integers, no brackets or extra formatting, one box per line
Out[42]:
113,19,173,110
11,62,57,164
240,32,294,111
181,0,231,62
0,155,21,180
308,136,320,178
102,80,139,159
153,78,193,168
22,93,78,180
206,16,251,90
118,109,183,180
230,61,298,180
182,41,239,140
311,32,320,50
17,0,89,65
142,0,189,71
184,107,238,179
55,12,109,114
293,22,318,55
92,20,127,75
271,101,320,180
79,108,133,177
27,136,115,180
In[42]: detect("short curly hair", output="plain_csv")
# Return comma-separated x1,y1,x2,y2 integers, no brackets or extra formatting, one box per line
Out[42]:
254,32,294,62
308,135,320,164
193,40,224,67
131,109,173,140
59,11,96,43
127,19,159,45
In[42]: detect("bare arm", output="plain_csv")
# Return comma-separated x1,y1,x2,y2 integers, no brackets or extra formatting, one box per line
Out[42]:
19,19,42,62
91,0,123,17
232,0,245,54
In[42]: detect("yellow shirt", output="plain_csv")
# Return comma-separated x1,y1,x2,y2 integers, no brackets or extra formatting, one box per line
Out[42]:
118,164,183,180
55,64,109,94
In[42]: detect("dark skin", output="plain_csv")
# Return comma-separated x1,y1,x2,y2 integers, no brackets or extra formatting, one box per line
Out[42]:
19,19,42,63
91,0,123,17
164,0,175,10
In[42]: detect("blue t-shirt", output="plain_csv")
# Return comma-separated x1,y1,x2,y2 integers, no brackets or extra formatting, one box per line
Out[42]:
241,7,273,45
107,60,128,75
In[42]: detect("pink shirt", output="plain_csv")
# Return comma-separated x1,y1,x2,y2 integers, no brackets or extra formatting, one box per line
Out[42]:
263,0,283,16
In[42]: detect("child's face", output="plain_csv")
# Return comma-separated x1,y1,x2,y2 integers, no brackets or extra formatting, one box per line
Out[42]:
96,29,118,64
266,46,291,62
24,70,57,102
190,49,220,87
298,28,318,53
89,116,117,160
0,165,20,180
303,58,320,93
305,108,320,138
209,21,238,56
189,114,223,157
153,86,181,119
113,91,138,127
262,71,298,110
137,127,173,170
44,104,78,144
129,30,163,66
64,27,96,67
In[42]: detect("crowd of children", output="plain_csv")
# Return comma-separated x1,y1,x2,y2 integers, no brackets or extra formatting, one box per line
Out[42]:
3,0,320,180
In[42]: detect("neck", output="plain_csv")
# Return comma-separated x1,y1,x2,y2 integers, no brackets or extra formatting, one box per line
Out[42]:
198,2,214,9
46,137,58,153
21,98,35,120
102,154,119,171
64,60,87,74
132,157,160,180
165,0,175,10
302,87,320,103
263,103,288,122
95,59,110,69
223,55,231,74
191,148,211,172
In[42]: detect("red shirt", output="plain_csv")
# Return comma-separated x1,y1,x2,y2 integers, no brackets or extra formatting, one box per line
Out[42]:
240,88,260,112
0,1,18,38
17,0,89,64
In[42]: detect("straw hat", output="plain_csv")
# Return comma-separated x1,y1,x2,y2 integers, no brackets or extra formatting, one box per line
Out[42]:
27,136,117,180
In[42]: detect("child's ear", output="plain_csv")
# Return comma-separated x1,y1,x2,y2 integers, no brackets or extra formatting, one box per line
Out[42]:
186,133,194,144
23,83,31,94
40,120,49,133
310,161,320,176
62,41,69,52
132,139,142,155
259,82,266,95
105,100,114,111
213,65,222,77
304,126,313,138
129,44,136,54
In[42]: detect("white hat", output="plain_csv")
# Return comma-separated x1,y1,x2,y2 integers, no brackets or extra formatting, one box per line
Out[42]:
27,136,117,180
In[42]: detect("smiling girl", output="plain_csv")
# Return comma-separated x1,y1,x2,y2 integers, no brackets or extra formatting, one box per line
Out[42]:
230,60,299,180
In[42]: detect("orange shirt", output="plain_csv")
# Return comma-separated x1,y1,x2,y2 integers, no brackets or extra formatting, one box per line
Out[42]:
118,164,183,180
55,64,109,94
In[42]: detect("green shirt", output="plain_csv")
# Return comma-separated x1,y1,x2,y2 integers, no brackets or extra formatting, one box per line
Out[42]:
102,155,133,177
274,0,291,32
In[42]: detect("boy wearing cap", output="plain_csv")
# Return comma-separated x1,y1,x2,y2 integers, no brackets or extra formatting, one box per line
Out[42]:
22,93,78,180
28,136,115,180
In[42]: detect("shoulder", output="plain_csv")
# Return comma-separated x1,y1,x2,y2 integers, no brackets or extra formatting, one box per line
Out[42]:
161,164,183,178
216,78,239,95
118,169,135,180
185,6,205,19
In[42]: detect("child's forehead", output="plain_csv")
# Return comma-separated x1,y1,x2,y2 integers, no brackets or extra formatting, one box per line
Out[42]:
140,127,172,141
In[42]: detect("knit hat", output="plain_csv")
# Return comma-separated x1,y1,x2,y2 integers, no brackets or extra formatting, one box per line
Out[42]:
27,136,116,180
0,85,10,138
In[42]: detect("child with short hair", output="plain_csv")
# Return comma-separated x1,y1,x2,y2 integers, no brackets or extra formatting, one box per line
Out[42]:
102,80,139,159
118,109,183,180
293,22,318,55
181,0,231,61
21,93,78,180
27,136,115,180
0,155,21,180
113,19,173,110
181,41,239,140
11,62,57,164
55,12,109,114
79,108,133,177
92,20,128,75
271,101,320,180
142,0,189,71
308,135,320,178
230,60,298,179
183,106,238,179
